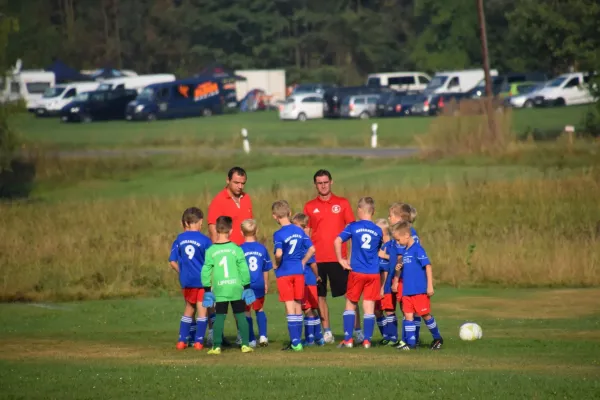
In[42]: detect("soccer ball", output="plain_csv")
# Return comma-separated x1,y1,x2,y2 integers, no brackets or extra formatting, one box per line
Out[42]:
459,322,483,341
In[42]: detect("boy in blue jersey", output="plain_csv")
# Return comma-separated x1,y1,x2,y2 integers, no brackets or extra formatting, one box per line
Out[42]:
334,197,383,349
292,213,325,347
240,219,272,348
391,221,443,351
169,207,212,350
272,200,316,351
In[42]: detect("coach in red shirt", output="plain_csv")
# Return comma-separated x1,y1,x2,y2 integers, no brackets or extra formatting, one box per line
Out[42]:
303,169,357,341
207,167,253,245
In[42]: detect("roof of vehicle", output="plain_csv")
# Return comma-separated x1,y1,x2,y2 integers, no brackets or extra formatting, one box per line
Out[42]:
145,77,219,89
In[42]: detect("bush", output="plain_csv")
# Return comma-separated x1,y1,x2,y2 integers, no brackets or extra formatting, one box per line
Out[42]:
581,74,600,137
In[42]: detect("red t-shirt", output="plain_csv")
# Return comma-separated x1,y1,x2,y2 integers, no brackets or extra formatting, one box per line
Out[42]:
207,188,253,245
303,194,355,263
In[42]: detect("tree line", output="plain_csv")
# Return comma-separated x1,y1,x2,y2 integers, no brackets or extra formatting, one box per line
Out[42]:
3,0,600,84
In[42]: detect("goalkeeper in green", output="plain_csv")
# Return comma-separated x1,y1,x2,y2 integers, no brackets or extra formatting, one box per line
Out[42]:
201,215,256,354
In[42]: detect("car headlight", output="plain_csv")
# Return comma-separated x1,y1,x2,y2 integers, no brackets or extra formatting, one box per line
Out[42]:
70,107,80,113
135,104,144,112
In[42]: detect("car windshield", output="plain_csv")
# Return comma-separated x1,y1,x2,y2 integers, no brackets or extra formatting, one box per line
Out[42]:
547,77,566,87
427,76,448,89
519,84,544,94
137,87,154,100
74,92,90,102
43,87,65,98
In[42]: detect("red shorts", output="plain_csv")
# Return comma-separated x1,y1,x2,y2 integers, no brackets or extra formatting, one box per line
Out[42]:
301,285,319,310
245,296,265,312
346,272,380,302
182,288,205,304
277,274,305,302
401,294,431,316
375,293,397,311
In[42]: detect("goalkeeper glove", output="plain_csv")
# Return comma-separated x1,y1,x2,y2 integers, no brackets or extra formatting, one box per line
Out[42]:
202,291,215,308
242,288,256,305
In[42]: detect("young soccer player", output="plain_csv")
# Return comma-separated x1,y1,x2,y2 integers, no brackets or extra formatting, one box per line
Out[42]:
272,200,315,351
373,218,402,347
201,216,256,355
169,207,212,350
391,221,443,350
240,219,272,348
334,197,383,349
292,213,325,347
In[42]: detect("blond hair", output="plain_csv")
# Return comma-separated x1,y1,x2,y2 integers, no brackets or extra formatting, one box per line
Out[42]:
358,196,375,215
375,218,390,236
389,202,413,223
292,212,309,228
241,219,257,236
390,220,412,235
271,200,291,218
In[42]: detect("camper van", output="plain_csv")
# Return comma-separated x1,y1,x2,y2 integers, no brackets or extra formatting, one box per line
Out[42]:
125,77,223,121
424,69,498,94
33,81,100,116
366,72,431,91
97,74,176,93
0,70,55,110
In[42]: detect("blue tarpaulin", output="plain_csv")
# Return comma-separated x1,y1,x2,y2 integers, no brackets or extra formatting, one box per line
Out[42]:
45,60,94,83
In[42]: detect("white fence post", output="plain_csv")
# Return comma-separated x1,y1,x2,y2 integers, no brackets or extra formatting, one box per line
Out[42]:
241,128,250,154
371,123,378,149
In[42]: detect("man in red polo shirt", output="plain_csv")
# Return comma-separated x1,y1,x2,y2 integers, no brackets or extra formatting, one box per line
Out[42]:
208,167,253,245
303,169,361,344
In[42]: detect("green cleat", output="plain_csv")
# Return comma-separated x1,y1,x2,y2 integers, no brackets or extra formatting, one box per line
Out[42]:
291,343,304,352
207,347,222,355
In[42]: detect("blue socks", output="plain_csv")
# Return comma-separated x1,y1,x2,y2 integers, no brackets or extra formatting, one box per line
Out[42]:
414,315,422,342
425,316,442,340
195,317,207,344
304,316,315,343
376,316,386,338
188,318,196,344
343,310,356,341
314,317,323,341
404,319,416,347
386,313,398,342
179,315,192,342
287,314,303,346
256,310,267,338
246,316,256,342
401,315,406,342
363,314,375,342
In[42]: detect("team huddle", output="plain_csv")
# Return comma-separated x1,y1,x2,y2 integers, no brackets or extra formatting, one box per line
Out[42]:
169,169,443,354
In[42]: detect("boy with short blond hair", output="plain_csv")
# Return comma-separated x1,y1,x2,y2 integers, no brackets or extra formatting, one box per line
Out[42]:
240,219,272,348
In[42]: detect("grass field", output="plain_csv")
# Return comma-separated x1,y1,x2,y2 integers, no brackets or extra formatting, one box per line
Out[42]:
14,105,590,149
1,288,599,399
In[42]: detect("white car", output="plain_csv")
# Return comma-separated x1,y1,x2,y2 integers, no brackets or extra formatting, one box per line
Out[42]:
506,83,549,108
279,93,324,121
532,72,595,107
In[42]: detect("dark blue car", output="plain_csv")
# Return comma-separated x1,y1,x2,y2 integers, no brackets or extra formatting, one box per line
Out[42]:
125,77,224,121
376,91,425,117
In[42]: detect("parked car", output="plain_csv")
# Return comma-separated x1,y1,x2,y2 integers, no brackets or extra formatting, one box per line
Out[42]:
33,81,100,117
340,94,380,119
291,83,335,96
279,93,324,121
505,82,549,108
467,72,548,99
531,72,595,107
323,86,392,118
412,92,471,116
60,89,138,122
125,77,223,121
424,69,498,95
97,74,176,93
376,91,424,117
366,72,431,92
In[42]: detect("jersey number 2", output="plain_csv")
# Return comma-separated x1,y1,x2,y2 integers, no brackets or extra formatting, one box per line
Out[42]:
218,256,229,278
361,234,372,249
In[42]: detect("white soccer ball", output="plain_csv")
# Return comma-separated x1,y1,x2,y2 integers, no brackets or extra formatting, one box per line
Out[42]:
459,322,483,341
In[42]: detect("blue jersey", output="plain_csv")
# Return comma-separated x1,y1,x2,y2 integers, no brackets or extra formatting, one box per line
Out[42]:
273,224,313,278
304,255,317,286
338,220,383,275
169,231,212,288
401,242,431,296
379,240,398,294
240,242,273,298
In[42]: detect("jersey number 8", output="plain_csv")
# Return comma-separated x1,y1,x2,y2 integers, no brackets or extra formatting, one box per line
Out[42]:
248,256,259,272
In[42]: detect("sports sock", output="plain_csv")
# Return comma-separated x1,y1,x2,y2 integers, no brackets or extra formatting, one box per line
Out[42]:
404,320,416,347
343,310,355,342
246,316,256,343
386,313,398,342
425,316,442,340
235,313,249,346
314,316,323,341
179,316,192,343
209,313,216,328
305,316,315,343
376,316,386,338
188,318,196,343
295,314,304,345
213,314,226,348
401,315,406,342
287,315,297,345
256,310,267,338
195,317,208,344
363,314,375,342
414,315,422,342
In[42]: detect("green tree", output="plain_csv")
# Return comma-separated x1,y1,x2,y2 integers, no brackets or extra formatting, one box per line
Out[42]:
0,13,20,173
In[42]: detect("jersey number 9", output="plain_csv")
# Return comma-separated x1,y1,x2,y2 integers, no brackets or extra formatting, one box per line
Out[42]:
185,245,196,259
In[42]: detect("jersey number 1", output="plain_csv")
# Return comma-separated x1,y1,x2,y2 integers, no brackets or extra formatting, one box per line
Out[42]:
218,256,229,278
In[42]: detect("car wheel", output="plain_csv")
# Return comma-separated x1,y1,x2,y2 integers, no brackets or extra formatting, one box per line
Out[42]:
297,112,307,122
82,115,92,123
359,112,370,120
524,100,534,108
147,113,157,121
555,98,566,107
202,108,213,117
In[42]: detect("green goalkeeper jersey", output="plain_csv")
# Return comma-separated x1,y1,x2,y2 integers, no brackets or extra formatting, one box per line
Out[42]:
201,242,251,302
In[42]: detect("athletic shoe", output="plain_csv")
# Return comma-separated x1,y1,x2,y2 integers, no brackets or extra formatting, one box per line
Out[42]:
387,340,400,347
353,330,364,344
259,336,269,347
316,338,326,346
378,338,390,346
207,347,222,355
206,330,213,347
323,330,335,344
337,339,354,349
362,340,372,349
193,342,204,351
396,341,412,351
235,333,242,346
176,341,187,350
291,343,304,352
430,338,444,350
305,341,315,347
241,345,254,353
248,340,257,348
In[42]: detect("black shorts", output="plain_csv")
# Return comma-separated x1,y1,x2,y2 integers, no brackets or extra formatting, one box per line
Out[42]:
215,300,245,314
317,262,349,298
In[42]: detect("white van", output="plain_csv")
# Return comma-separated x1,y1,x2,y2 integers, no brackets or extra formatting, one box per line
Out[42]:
97,74,176,93
366,72,431,91
425,69,498,94
532,72,595,106
0,70,55,110
32,81,100,116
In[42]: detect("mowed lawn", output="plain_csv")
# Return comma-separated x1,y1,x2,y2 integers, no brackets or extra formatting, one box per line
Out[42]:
1,288,599,399
15,105,590,149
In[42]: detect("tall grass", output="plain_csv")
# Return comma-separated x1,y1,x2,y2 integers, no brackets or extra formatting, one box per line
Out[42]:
1,169,599,301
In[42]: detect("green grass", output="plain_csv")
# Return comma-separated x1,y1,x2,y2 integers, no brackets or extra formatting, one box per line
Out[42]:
15,105,590,149
1,288,599,399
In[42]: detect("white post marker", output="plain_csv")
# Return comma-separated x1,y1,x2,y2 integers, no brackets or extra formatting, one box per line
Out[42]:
241,128,250,154
371,123,378,149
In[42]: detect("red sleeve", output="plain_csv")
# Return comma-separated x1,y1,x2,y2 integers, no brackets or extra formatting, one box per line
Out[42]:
247,194,253,218
343,198,355,224
303,202,312,228
207,196,221,225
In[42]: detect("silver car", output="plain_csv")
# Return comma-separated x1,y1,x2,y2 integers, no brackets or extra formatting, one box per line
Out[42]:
340,94,380,119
